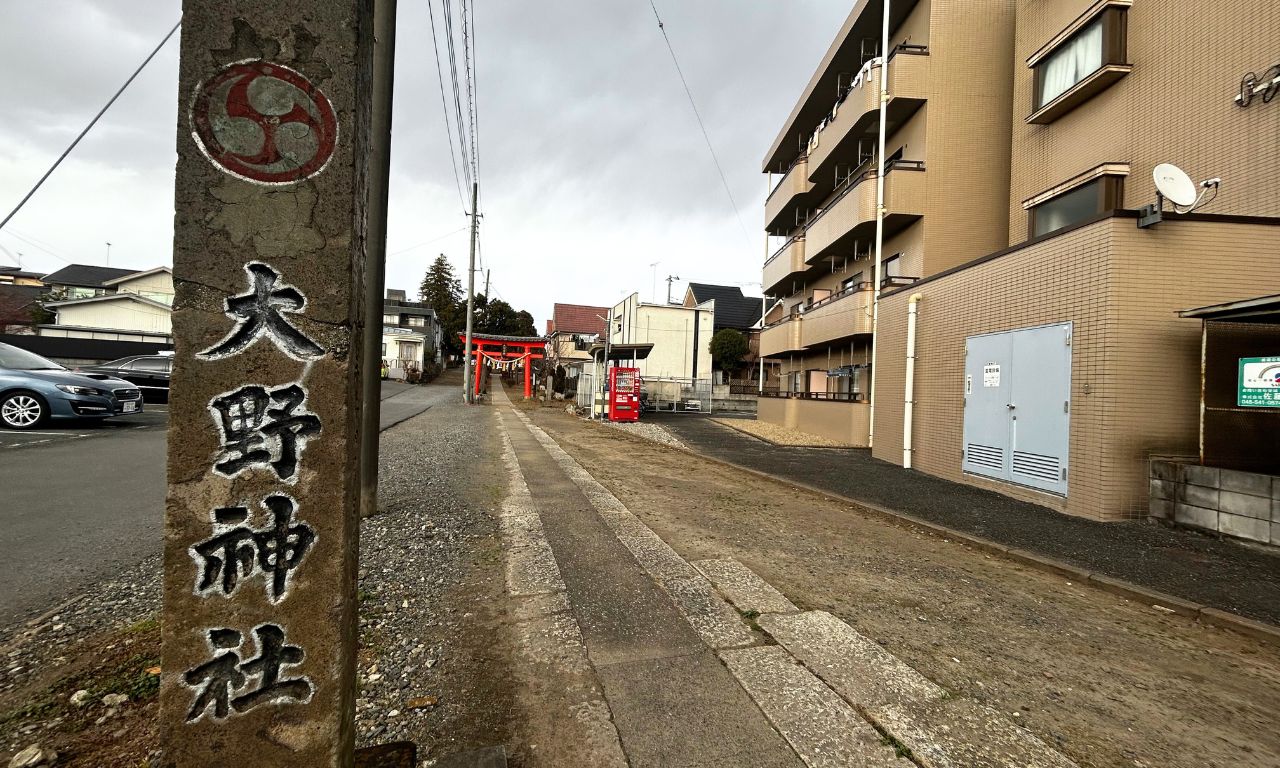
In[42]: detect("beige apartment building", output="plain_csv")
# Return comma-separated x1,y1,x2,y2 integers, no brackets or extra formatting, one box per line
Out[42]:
760,0,1017,444
763,0,1280,521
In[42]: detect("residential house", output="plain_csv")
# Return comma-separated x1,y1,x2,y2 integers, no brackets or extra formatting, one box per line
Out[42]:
382,288,442,379
39,265,174,343
0,266,44,286
544,302,608,396
682,283,768,384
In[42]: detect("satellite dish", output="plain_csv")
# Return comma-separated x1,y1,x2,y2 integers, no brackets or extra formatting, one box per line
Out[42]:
1153,163,1198,208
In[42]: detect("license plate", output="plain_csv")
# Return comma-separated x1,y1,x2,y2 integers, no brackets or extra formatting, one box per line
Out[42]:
123,401,138,413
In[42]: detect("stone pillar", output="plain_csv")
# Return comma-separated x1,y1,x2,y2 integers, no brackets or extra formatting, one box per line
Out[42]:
160,3,373,766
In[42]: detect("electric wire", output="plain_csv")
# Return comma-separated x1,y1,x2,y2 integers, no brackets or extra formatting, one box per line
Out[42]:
0,18,182,232
387,226,469,256
645,1,751,244
427,0,467,209
441,0,474,195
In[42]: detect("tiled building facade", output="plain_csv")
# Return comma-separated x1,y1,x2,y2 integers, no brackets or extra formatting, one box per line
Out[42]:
762,0,1280,520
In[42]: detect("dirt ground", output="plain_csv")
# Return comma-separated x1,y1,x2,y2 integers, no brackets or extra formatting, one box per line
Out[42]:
530,405,1280,768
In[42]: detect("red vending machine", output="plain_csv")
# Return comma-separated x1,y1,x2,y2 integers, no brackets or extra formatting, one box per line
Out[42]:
608,367,641,422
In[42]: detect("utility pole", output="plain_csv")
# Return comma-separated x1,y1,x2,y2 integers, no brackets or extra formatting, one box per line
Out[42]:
666,274,680,304
359,0,397,522
484,268,490,302
105,242,111,267
462,181,479,403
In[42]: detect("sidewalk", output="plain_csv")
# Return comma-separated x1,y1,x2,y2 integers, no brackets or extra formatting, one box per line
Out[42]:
493,386,1082,767
654,415,1280,627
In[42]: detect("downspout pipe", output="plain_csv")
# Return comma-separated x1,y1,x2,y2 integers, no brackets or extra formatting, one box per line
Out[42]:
867,0,890,449
903,292,923,469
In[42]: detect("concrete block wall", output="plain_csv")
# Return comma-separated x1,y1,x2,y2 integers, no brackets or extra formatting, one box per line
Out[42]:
1150,459,1280,546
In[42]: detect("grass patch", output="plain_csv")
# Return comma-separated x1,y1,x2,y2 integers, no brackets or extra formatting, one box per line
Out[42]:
126,616,160,634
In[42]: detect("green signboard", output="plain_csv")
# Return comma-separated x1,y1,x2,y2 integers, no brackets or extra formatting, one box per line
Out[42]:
1238,356,1280,407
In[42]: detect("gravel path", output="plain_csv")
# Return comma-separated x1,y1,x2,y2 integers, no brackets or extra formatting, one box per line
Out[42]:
710,417,855,447
1,375,520,764
354,381,518,759
602,419,688,449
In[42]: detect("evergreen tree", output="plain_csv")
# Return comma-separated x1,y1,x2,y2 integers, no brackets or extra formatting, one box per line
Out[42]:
419,254,464,354
709,328,749,374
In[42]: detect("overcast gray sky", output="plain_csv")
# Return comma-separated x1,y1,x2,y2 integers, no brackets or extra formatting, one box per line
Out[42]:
0,1,846,328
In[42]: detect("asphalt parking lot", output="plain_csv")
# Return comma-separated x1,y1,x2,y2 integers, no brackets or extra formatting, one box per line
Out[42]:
0,407,171,625
0,405,169,449
0,383,439,625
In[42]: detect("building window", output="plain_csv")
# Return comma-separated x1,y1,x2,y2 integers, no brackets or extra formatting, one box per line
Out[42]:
1028,176,1123,238
382,313,398,324
1036,18,1103,108
1030,7,1128,121
407,315,425,327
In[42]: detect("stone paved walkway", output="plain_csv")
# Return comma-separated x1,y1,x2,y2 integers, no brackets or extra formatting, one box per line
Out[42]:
494,386,1080,767
652,414,1280,626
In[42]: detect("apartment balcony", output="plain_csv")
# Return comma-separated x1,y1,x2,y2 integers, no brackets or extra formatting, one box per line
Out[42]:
802,284,874,348
762,237,806,296
760,314,803,357
805,161,926,264
764,156,815,233
806,48,929,197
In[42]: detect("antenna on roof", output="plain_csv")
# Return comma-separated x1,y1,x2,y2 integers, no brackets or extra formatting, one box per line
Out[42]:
1138,163,1221,228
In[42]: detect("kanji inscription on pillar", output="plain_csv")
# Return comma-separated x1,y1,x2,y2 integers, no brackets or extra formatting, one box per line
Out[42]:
162,4,372,766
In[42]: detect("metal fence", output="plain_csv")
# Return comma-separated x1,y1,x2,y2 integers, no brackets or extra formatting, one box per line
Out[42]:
574,373,714,415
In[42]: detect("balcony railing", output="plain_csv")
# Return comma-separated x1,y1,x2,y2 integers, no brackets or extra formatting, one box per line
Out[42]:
760,313,804,356
760,390,866,402
765,155,814,231
763,236,806,295
803,283,874,346
804,159,926,261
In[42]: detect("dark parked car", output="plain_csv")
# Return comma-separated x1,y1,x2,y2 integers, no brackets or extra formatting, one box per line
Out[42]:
79,354,172,402
0,342,142,430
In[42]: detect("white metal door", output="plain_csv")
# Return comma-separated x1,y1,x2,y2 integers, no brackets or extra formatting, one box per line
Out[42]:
962,332,1013,479
962,323,1071,495
1008,324,1071,494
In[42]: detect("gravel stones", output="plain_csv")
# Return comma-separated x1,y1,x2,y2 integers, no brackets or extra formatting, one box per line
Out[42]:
7,745,55,768
709,418,855,447
602,420,688,449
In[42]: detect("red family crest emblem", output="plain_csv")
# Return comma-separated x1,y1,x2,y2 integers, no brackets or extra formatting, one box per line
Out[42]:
190,60,338,185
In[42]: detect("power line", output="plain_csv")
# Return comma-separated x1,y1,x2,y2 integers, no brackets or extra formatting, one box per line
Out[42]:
644,2,751,243
441,0,474,195
387,226,469,256
0,18,181,233
427,0,467,209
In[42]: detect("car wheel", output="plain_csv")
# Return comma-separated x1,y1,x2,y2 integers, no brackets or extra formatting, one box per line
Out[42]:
0,390,48,430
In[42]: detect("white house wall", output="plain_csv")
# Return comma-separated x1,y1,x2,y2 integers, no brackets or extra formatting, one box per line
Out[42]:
609,294,714,380
54,300,172,334
115,271,175,299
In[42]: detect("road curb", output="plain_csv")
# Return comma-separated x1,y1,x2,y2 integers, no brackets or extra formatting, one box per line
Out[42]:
626,432,1280,648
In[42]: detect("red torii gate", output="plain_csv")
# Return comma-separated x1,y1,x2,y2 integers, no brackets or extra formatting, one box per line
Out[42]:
460,333,547,399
